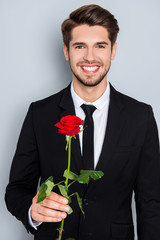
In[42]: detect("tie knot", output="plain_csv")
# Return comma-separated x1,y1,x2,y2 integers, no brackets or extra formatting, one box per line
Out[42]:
81,104,96,117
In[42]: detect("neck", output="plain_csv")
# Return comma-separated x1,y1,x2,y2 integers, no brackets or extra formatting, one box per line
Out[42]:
73,78,107,102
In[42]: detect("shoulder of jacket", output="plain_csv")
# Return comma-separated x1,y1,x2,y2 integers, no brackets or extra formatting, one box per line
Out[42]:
110,83,151,110
30,85,70,111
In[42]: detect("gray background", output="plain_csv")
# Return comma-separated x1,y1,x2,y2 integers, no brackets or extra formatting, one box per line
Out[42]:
0,0,160,239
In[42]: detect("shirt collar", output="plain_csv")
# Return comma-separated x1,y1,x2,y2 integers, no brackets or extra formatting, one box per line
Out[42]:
71,81,110,111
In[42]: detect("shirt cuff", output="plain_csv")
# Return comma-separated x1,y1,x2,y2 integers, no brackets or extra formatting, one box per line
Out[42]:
28,207,42,230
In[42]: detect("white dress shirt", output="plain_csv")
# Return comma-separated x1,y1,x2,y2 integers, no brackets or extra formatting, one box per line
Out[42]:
29,81,110,229
71,81,110,169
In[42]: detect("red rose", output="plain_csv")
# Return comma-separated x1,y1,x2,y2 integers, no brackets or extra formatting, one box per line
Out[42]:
55,115,84,136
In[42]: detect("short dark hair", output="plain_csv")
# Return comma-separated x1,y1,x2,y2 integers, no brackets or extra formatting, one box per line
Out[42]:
61,4,119,49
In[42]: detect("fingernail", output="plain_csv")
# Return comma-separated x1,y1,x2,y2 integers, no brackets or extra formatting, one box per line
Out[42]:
61,213,66,218
63,198,68,204
64,206,70,211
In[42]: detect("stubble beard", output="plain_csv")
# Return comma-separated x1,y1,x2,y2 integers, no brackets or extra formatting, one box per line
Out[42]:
69,61,111,87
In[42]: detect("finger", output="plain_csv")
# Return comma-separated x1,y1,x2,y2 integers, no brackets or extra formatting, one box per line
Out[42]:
32,192,39,204
42,198,70,212
31,211,63,223
47,192,68,204
32,197,69,213
37,205,67,219
31,203,67,222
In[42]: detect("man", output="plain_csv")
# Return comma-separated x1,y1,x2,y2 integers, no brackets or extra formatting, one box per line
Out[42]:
5,4,160,240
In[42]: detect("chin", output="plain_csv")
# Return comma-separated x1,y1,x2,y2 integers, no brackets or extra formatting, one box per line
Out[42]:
78,78,105,87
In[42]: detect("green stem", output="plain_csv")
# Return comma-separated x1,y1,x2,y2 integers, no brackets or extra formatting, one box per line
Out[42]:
65,136,72,188
54,180,65,187
68,192,76,198
67,180,76,188
58,218,64,240
58,136,72,240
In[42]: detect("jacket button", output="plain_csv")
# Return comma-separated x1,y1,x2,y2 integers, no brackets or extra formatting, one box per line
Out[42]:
83,198,89,206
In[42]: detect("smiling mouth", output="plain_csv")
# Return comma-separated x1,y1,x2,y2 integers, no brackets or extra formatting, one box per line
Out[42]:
80,65,100,74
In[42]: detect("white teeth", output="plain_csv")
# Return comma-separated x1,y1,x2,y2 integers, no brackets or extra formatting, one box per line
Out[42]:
82,66,99,71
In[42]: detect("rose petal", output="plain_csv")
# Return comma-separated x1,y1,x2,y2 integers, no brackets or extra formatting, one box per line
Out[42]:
55,115,83,136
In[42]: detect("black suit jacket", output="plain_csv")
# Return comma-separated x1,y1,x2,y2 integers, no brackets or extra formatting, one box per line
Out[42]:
5,84,160,240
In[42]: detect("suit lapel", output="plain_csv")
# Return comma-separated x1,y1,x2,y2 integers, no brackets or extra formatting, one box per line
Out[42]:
96,84,125,172
84,84,125,194
58,84,83,173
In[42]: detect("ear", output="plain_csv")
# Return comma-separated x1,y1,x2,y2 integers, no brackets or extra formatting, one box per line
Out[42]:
63,43,69,61
111,42,117,60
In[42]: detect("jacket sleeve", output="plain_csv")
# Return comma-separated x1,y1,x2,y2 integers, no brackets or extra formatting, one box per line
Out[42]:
5,103,40,234
134,106,160,239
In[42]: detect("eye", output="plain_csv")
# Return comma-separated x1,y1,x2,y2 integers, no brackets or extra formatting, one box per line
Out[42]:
75,45,85,49
97,45,105,49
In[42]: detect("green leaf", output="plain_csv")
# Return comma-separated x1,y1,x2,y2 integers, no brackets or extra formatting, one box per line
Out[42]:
68,197,72,204
75,192,84,215
81,170,104,180
47,176,54,182
66,135,70,142
75,170,104,184
90,171,104,180
76,174,90,184
67,205,73,215
63,170,78,180
65,136,70,150
37,183,47,203
37,177,54,204
45,178,54,196
58,184,68,198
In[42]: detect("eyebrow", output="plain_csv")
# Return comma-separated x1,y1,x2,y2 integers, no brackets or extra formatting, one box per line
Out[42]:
96,41,109,45
72,41,109,46
72,42,85,46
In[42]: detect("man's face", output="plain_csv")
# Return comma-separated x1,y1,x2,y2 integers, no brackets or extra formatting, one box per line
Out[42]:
63,24,117,87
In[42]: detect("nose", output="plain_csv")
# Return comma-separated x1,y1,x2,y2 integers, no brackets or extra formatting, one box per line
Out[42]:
83,47,95,62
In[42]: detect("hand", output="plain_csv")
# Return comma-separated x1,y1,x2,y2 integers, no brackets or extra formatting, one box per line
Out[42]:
31,192,70,223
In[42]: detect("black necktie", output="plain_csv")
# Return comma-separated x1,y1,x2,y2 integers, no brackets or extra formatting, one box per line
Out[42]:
81,104,96,170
